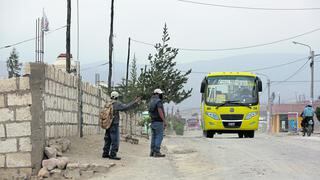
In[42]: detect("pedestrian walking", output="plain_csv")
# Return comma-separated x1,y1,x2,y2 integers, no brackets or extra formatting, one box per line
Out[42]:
149,89,167,157
102,91,141,160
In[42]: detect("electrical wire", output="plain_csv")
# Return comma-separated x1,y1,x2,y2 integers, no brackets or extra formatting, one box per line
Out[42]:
244,56,308,72
131,27,320,52
178,0,320,11
0,25,67,50
81,62,108,71
272,59,310,85
272,80,320,83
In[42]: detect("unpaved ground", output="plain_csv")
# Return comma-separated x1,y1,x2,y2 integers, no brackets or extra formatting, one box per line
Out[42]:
64,131,320,180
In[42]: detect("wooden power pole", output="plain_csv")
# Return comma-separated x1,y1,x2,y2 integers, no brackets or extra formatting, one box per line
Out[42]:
66,0,71,73
108,0,115,92
126,37,131,93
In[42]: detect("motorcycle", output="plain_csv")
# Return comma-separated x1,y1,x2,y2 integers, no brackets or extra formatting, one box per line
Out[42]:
302,119,314,137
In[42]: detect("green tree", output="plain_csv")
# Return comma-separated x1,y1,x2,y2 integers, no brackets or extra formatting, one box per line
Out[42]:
316,107,320,122
116,56,146,111
6,48,22,78
138,24,192,104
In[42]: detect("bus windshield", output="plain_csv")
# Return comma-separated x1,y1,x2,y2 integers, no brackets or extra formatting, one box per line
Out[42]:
206,76,258,106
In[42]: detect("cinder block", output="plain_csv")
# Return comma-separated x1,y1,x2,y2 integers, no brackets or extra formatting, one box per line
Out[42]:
0,124,5,138
48,65,55,79
16,106,32,121
0,138,17,153
19,137,32,152
24,63,31,75
0,154,5,167
7,122,31,137
18,168,32,177
54,69,59,82
7,93,32,106
19,77,30,90
6,153,31,167
0,168,18,179
58,71,65,84
0,78,17,92
0,94,5,108
0,108,14,122
65,73,70,86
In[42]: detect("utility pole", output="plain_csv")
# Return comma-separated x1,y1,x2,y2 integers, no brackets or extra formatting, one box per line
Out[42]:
267,79,271,133
310,50,314,104
126,37,131,93
66,0,71,73
293,41,314,104
108,0,115,93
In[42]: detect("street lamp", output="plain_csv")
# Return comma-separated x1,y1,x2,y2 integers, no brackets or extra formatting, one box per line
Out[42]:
292,41,315,104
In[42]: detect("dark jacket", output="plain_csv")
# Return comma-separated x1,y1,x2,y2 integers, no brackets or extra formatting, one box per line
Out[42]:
148,95,165,122
112,100,136,124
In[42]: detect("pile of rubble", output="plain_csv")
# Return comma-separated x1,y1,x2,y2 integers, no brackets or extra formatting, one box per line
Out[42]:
37,138,71,179
37,138,115,179
122,134,139,144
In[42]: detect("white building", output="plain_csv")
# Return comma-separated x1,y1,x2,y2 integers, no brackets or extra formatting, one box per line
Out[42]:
53,53,77,73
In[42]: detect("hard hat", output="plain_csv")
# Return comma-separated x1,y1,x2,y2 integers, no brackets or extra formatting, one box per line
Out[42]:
110,91,119,99
154,88,164,94
307,100,313,106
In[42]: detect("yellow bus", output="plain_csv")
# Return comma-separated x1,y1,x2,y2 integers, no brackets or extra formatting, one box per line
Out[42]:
200,72,262,138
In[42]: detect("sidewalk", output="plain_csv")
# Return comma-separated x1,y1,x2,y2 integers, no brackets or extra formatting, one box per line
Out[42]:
63,134,175,179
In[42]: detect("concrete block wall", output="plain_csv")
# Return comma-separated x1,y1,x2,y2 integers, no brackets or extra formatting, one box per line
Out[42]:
81,82,102,135
0,77,33,178
44,65,79,138
1,63,110,177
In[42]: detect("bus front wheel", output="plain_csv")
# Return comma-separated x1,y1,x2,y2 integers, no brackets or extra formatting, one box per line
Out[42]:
203,130,214,138
238,132,244,138
245,131,255,138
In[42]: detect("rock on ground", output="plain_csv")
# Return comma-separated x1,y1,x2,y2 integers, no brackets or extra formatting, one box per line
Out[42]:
38,167,49,178
42,158,59,171
44,147,57,159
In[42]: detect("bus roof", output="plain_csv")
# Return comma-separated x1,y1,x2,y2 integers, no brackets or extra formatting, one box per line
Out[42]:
207,72,257,77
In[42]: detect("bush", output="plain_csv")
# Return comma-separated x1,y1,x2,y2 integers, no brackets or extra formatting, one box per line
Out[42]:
174,121,185,135
138,116,151,127
169,117,185,136
316,107,320,122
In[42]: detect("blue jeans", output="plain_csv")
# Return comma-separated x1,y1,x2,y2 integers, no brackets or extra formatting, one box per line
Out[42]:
103,123,120,157
150,121,164,153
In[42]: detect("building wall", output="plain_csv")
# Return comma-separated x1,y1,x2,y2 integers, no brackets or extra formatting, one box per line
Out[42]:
0,63,109,177
43,65,79,138
0,77,33,178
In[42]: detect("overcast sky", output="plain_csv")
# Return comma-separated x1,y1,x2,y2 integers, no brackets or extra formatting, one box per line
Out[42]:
1,0,320,107
1,0,320,64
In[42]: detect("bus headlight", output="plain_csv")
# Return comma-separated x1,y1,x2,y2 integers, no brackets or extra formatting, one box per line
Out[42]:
245,112,257,120
206,112,220,120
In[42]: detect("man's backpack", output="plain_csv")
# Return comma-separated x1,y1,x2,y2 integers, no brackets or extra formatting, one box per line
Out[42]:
100,102,113,129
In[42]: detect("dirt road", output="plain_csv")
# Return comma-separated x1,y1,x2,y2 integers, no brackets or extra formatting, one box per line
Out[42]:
67,131,320,180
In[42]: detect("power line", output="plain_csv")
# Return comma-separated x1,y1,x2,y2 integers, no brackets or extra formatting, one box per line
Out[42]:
244,56,308,72
272,80,320,83
272,59,310,85
178,0,320,11
131,27,320,52
0,25,67,50
81,62,109,71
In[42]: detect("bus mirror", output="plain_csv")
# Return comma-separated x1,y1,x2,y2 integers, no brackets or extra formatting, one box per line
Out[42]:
258,78,263,92
200,78,207,93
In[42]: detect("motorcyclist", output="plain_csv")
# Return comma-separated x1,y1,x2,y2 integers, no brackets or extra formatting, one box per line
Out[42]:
300,102,315,134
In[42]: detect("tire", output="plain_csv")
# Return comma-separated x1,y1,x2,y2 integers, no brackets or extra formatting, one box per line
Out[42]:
204,130,214,138
238,132,244,138
247,131,255,138
307,124,312,137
